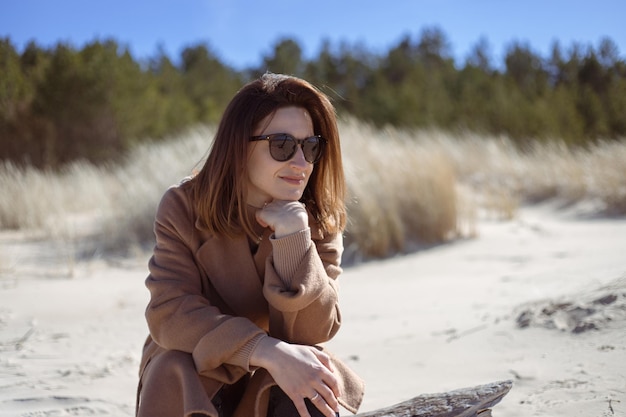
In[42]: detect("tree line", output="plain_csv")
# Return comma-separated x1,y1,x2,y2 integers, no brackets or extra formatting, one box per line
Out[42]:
1,27,625,168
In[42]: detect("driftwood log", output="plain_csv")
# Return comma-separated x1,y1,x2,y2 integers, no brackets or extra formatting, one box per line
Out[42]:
355,380,513,417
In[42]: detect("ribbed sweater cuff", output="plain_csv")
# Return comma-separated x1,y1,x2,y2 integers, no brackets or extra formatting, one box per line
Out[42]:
270,228,312,286
227,333,267,372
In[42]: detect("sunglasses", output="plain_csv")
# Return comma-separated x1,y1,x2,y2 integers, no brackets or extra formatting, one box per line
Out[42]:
249,133,326,163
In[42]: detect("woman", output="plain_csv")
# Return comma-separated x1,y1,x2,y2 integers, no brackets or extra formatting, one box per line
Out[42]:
136,73,364,417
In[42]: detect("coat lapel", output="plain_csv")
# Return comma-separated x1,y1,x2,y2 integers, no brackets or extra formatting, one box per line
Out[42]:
195,233,269,321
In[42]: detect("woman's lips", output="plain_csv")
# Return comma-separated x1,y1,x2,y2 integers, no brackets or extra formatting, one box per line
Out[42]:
280,175,305,185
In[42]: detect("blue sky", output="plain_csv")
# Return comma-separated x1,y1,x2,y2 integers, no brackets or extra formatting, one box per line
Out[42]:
2,0,625,69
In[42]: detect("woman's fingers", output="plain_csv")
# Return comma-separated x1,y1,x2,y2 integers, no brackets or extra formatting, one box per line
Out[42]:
256,200,308,238
309,391,339,417
305,348,340,416
312,349,341,399
256,341,341,416
309,386,340,417
317,379,340,412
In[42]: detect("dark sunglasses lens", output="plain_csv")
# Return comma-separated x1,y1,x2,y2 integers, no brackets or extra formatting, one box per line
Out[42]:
267,134,323,163
302,137,322,163
269,135,296,161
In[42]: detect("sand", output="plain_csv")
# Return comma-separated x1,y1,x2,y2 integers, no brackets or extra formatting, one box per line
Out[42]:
1,204,625,416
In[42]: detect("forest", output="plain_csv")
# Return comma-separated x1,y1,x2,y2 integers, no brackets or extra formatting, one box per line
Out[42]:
1,27,625,169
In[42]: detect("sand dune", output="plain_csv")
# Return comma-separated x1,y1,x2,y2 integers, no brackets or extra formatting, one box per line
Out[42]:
1,204,625,416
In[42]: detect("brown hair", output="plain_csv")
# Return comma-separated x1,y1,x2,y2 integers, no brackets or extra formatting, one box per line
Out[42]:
190,73,346,239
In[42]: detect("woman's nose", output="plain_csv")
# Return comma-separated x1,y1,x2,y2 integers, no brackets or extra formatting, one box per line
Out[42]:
289,146,308,169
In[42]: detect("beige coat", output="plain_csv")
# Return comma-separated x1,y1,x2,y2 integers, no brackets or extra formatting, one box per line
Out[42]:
137,179,364,417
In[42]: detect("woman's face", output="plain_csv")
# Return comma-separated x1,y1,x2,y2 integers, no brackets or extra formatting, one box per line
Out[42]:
246,106,315,207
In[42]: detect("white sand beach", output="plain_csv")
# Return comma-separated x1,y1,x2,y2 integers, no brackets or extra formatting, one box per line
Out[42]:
1,204,625,416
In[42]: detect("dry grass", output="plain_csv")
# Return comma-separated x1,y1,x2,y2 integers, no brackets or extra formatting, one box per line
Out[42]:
0,126,211,257
1,120,625,263
436,132,626,217
97,128,209,253
341,120,460,262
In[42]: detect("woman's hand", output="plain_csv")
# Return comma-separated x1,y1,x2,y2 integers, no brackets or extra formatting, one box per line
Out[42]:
256,200,308,239
251,337,341,417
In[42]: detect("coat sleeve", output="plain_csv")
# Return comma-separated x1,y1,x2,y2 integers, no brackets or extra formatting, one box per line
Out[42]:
263,224,344,345
144,185,267,379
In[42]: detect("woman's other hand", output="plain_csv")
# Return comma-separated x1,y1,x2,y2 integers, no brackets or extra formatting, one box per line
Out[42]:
251,337,340,417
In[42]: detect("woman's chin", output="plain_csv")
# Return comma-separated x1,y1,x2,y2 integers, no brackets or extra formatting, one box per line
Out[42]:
273,191,305,202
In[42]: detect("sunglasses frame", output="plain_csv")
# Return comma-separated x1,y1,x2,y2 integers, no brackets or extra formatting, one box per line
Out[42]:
249,133,326,163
